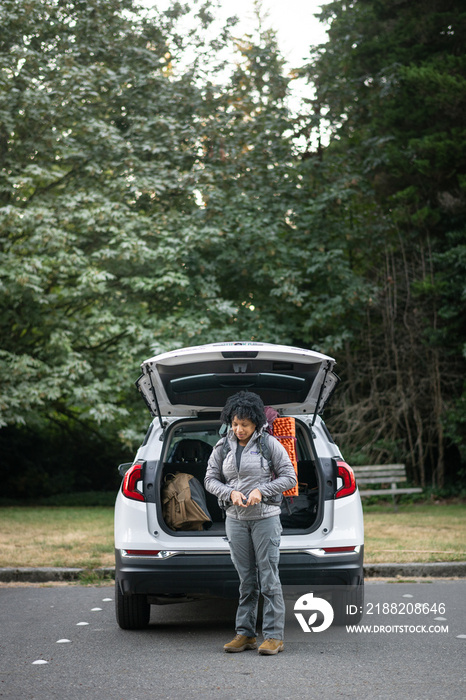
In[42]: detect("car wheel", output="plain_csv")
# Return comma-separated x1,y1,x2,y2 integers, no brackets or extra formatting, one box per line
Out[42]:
331,580,364,626
115,578,151,630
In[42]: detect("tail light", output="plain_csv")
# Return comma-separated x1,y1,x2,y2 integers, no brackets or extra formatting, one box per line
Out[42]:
335,460,356,499
122,463,145,502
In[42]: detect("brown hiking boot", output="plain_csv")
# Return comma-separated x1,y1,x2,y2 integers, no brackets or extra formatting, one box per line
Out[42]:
258,638,284,655
224,634,257,653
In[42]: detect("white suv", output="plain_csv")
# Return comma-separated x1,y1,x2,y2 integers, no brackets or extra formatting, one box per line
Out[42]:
114,342,364,629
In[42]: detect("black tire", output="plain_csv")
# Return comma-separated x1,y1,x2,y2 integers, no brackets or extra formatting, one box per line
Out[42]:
332,580,364,626
115,578,151,630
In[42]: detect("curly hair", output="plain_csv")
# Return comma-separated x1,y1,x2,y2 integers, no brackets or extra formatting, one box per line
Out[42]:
220,391,266,429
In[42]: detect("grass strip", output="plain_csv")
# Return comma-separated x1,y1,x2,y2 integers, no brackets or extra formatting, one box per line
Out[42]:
0,507,114,569
363,503,466,563
0,502,464,568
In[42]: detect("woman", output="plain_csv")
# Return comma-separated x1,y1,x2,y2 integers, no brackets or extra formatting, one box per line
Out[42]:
204,391,297,655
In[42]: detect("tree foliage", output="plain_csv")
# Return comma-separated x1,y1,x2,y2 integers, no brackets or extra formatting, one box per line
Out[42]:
0,0,248,441
0,0,464,496
298,0,466,486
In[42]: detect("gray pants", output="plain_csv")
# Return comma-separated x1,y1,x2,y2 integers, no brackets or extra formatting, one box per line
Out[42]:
225,515,285,640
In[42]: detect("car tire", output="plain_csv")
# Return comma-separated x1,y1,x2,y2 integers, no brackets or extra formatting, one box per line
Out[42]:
331,580,364,625
115,578,151,630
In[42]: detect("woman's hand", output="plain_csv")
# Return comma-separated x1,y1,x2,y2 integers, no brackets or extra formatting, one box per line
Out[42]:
246,488,262,507
230,489,262,507
231,490,247,507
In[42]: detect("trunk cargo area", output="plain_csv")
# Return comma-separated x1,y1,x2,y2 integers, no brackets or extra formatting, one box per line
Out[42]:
157,419,323,535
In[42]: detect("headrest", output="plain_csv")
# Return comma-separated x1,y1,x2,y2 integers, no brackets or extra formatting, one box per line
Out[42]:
168,439,212,463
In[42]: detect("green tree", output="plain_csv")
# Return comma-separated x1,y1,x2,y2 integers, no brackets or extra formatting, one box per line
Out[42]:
190,18,299,342
0,1,300,495
0,0,240,448
297,0,466,486
3,0,464,497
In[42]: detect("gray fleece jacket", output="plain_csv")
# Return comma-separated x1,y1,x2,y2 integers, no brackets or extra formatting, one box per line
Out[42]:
204,427,297,521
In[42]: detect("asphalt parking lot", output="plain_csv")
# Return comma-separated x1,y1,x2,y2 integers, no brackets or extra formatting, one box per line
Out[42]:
0,580,465,699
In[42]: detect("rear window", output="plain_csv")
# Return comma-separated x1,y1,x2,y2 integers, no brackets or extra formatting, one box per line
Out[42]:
164,422,220,464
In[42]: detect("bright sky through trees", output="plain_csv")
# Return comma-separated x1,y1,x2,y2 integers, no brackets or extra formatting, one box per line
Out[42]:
214,0,330,64
148,0,330,67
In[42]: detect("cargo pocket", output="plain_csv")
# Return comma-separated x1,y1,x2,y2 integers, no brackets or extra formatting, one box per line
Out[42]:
269,536,281,563
226,539,235,565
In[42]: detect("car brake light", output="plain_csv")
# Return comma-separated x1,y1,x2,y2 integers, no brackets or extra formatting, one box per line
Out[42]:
335,460,356,498
122,464,145,502
322,546,357,553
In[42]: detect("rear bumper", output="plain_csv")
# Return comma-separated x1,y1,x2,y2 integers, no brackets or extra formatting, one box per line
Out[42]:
115,547,364,599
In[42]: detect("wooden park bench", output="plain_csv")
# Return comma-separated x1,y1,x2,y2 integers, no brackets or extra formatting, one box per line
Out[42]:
352,464,422,510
